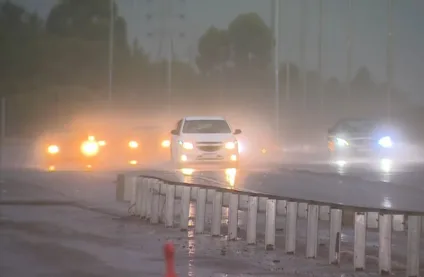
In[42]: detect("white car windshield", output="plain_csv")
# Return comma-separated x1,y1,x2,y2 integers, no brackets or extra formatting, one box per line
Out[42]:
182,120,232,134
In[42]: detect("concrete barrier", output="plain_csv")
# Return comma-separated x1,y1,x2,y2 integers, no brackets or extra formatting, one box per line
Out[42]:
117,173,423,277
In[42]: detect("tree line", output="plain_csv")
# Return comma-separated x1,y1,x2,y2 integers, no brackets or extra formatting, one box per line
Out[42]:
1,1,402,96
0,0,420,138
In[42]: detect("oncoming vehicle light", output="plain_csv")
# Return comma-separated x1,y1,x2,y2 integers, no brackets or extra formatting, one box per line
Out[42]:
128,141,138,149
336,137,349,147
225,141,236,150
47,145,59,154
378,136,393,148
81,140,99,156
98,140,106,146
182,142,193,150
161,140,171,148
238,142,244,153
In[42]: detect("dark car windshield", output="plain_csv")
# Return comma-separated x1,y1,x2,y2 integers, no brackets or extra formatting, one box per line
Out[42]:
340,119,378,133
182,120,232,134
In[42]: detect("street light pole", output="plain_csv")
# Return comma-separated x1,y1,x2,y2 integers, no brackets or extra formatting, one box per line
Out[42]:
166,0,173,117
300,0,307,112
386,0,393,122
108,0,115,103
274,0,280,141
0,96,6,183
318,0,323,118
346,0,353,104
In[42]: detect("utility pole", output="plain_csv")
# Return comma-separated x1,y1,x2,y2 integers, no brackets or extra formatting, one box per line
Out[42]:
274,0,280,141
318,0,324,119
300,0,307,112
146,0,186,117
299,0,307,141
165,0,173,117
386,0,393,122
346,0,353,107
108,0,114,103
285,0,290,106
0,96,5,183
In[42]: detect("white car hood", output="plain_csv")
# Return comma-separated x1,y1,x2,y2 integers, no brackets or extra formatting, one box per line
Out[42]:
180,133,235,143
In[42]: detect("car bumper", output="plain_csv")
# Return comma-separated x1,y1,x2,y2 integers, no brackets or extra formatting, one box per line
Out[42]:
331,147,395,160
177,149,239,166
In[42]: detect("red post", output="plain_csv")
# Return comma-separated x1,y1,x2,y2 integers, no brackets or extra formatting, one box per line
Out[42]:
164,241,177,277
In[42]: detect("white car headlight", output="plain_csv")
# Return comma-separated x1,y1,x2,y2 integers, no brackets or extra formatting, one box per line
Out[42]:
225,141,236,150
336,137,349,147
182,142,194,150
378,136,393,148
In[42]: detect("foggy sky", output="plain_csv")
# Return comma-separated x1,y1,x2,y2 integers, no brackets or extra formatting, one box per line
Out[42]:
11,0,424,104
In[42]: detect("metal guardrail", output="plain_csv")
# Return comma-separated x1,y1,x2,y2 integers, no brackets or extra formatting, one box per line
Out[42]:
116,173,423,277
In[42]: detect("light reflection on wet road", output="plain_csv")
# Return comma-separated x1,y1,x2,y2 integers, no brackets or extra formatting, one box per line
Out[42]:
174,160,424,213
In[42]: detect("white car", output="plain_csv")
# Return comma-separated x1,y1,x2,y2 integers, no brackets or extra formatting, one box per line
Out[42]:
170,116,242,168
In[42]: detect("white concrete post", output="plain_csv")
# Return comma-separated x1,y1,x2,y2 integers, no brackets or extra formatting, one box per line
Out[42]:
319,206,330,221
306,204,319,258
158,181,167,223
145,178,154,220
135,178,143,216
179,186,191,231
228,193,239,240
139,178,148,218
246,196,258,245
406,215,421,277
165,183,175,228
367,211,379,229
211,190,223,237
379,213,392,275
285,201,298,254
265,199,276,250
130,176,138,208
329,208,342,265
195,188,207,234
354,212,367,271
150,180,160,224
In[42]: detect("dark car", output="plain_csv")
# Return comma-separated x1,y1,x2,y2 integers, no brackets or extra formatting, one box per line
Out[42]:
40,124,171,171
41,131,105,171
327,118,395,161
97,125,171,166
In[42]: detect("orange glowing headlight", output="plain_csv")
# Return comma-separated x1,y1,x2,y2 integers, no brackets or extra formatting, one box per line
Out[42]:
47,144,59,154
98,140,106,146
161,140,170,148
128,141,138,148
80,140,99,156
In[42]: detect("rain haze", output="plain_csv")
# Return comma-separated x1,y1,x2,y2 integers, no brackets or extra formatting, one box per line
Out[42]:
1,1,424,277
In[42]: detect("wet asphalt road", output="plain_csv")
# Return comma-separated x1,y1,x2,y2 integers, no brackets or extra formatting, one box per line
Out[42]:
1,138,423,276
1,162,423,276
139,160,424,213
